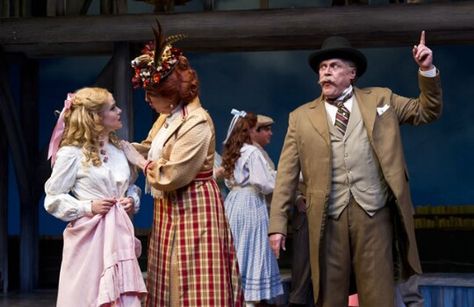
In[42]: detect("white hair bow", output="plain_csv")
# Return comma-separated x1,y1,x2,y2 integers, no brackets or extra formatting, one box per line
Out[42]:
223,108,247,144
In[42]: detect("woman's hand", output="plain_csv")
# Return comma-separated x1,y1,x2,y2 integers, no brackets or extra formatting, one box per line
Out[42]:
91,198,116,215
214,166,225,180
118,196,135,214
120,141,147,169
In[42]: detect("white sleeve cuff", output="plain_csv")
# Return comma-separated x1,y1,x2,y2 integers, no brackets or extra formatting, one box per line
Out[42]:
419,66,437,78
83,200,93,217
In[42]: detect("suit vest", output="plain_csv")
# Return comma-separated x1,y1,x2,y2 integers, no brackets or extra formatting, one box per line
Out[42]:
326,98,388,218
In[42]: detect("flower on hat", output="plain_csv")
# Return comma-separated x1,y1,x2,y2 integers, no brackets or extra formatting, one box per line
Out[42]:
131,20,185,89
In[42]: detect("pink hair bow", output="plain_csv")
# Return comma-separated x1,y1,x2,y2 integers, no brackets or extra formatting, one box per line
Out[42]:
47,93,74,166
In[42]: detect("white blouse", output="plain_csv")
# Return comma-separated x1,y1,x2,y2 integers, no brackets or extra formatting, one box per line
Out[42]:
148,103,183,162
44,145,141,222
225,143,276,195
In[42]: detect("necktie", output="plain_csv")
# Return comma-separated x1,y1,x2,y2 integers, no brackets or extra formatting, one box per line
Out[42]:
327,91,352,136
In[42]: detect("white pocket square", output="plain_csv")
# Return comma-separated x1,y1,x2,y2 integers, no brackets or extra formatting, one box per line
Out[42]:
377,104,390,116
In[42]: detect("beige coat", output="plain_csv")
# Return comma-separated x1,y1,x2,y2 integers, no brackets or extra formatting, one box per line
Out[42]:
134,97,216,194
269,74,443,303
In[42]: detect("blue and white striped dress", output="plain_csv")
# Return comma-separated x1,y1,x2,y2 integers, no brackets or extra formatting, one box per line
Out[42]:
224,143,283,302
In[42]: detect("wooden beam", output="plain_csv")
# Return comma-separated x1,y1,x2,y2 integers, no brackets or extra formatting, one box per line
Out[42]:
1,2,474,57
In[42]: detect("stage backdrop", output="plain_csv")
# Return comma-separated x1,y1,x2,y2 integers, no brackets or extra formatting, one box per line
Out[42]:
6,44,474,235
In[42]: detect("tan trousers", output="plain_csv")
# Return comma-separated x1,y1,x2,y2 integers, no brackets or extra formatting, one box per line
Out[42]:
319,198,394,307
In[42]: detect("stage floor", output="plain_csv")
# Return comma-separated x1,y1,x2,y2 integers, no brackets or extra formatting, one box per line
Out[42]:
1,273,473,307
0,289,56,307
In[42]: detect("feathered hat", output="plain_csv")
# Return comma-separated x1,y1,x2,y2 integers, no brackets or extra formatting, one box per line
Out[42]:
131,20,185,89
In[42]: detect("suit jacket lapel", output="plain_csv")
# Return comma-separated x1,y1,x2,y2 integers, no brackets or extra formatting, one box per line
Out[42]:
308,97,330,146
354,87,377,141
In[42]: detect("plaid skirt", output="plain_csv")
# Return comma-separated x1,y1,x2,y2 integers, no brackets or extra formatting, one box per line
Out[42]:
145,177,244,306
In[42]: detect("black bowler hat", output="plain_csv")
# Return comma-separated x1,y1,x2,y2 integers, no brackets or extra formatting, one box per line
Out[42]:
308,36,367,77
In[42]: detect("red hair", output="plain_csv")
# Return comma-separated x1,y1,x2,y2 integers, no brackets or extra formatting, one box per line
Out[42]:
222,112,257,179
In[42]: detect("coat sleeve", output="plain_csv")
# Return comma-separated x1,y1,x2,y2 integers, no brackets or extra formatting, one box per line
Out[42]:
146,115,212,191
392,73,443,125
268,111,302,236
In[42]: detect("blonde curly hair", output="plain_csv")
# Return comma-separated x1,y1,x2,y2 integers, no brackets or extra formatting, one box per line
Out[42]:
60,87,120,167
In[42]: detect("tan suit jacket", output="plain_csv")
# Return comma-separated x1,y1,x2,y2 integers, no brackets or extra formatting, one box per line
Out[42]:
269,73,442,303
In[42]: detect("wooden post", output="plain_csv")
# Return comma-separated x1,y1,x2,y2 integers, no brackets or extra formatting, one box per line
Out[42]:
0,49,36,292
0,51,30,207
20,0,31,16
1,0,9,17
202,0,214,11
10,0,20,16
260,0,269,9
19,57,39,292
46,0,66,16
0,111,8,294
101,0,127,15
113,42,133,140
80,0,94,15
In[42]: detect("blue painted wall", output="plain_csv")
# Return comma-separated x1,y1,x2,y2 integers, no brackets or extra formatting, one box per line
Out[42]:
6,44,474,235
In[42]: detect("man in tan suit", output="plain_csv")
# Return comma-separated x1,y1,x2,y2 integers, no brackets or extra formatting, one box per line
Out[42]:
269,31,442,307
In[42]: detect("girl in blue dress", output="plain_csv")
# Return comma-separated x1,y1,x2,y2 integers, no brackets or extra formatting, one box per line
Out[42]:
222,109,283,307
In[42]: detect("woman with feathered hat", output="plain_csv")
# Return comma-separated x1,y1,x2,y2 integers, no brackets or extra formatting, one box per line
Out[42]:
121,21,244,306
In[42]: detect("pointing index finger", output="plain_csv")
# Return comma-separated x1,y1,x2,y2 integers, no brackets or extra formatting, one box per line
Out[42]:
419,30,425,46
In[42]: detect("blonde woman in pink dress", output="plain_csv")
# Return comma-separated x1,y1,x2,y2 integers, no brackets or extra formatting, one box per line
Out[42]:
44,87,147,307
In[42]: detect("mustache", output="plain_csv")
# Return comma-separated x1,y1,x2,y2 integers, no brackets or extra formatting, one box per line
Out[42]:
318,78,334,85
